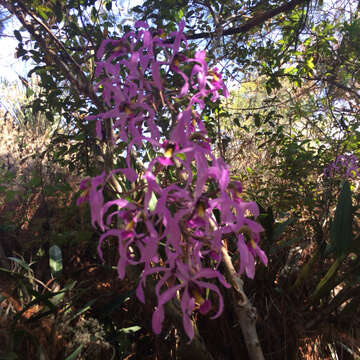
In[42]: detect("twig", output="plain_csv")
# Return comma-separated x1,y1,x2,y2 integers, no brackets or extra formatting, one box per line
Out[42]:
186,0,309,40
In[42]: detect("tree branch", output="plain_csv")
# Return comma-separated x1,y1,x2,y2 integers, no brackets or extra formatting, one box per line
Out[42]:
0,0,103,111
186,0,309,40
221,246,265,360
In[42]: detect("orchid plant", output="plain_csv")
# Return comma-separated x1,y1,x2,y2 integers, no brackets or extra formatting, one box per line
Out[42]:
324,154,360,180
78,20,267,340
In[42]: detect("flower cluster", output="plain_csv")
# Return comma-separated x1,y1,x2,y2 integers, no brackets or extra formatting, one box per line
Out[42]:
324,154,360,179
80,21,267,340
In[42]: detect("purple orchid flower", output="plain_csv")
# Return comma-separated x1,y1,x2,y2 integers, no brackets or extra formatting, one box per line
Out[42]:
324,154,360,179
87,172,106,231
158,140,180,166
79,19,267,343
152,260,230,340
76,178,90,206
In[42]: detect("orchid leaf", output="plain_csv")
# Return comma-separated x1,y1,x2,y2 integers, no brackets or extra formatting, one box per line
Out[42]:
329,180,353,258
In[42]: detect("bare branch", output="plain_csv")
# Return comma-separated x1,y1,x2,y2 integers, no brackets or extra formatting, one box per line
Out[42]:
186,0,309,40
0,0,103,111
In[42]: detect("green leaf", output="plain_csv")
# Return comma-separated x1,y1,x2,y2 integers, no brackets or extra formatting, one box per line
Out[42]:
306,57,314,70
233,118,241,127
101,290,134,317
309,255,345,304
26,87,34,98
176,8,184,20
330,181,353,258
254,113,261,127
54,1,64,22
7,257,33,272
105,1,112,11
12,290,58,325
175,152,186,161
273,217,295,240
36,5,50,20
13,30,22,42
49,245,63,277
148,192,158,212
67,298,98,323
50,280,76,305
5,191,17,202
290,244,325,292
120,325,141,334
0,352,18,360
132,6,143,13
284,65,296,74
90,7,98,22
65,345,83,360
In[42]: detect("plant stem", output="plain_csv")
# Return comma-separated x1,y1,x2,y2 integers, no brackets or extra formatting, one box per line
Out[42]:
221,246,265,360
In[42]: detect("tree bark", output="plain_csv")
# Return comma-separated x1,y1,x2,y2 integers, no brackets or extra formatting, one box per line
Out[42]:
221,246,265,360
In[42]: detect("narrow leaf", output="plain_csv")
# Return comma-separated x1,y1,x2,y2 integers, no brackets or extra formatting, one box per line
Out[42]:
65,345,83,360
120,325,141,334
330,181,353,257
7,257,33,272
309,255,345,304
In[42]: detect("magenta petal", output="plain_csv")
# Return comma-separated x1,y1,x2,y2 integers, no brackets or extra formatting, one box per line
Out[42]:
183,313,194,341
102,199,129,215
89,173,106,230
152,61,162,90
231,181,242,194
199,299,211,314
245,252,255,279
96,119,102,139
118,168,138,182
134,20,148,28
158,285,183,306
121,230,133,240
256,246,268,266
136,281,145,303
79,178,90,190
245,219,264,234
209,250,221,261
244,201,260,218
117,255,127,279
180,290,195,341
158,157,173,166
180,81,189,97
188,216,206,228
237,234,250,275
76,195,88,206
152,306,164,334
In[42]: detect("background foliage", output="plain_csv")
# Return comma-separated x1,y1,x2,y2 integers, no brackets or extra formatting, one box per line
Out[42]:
1,0,360,359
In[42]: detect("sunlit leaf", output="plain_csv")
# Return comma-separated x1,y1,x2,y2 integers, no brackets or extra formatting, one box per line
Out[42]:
49,245,63,277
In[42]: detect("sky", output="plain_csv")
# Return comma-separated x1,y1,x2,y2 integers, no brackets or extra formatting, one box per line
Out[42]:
0,0,143,84
0,16,29,83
